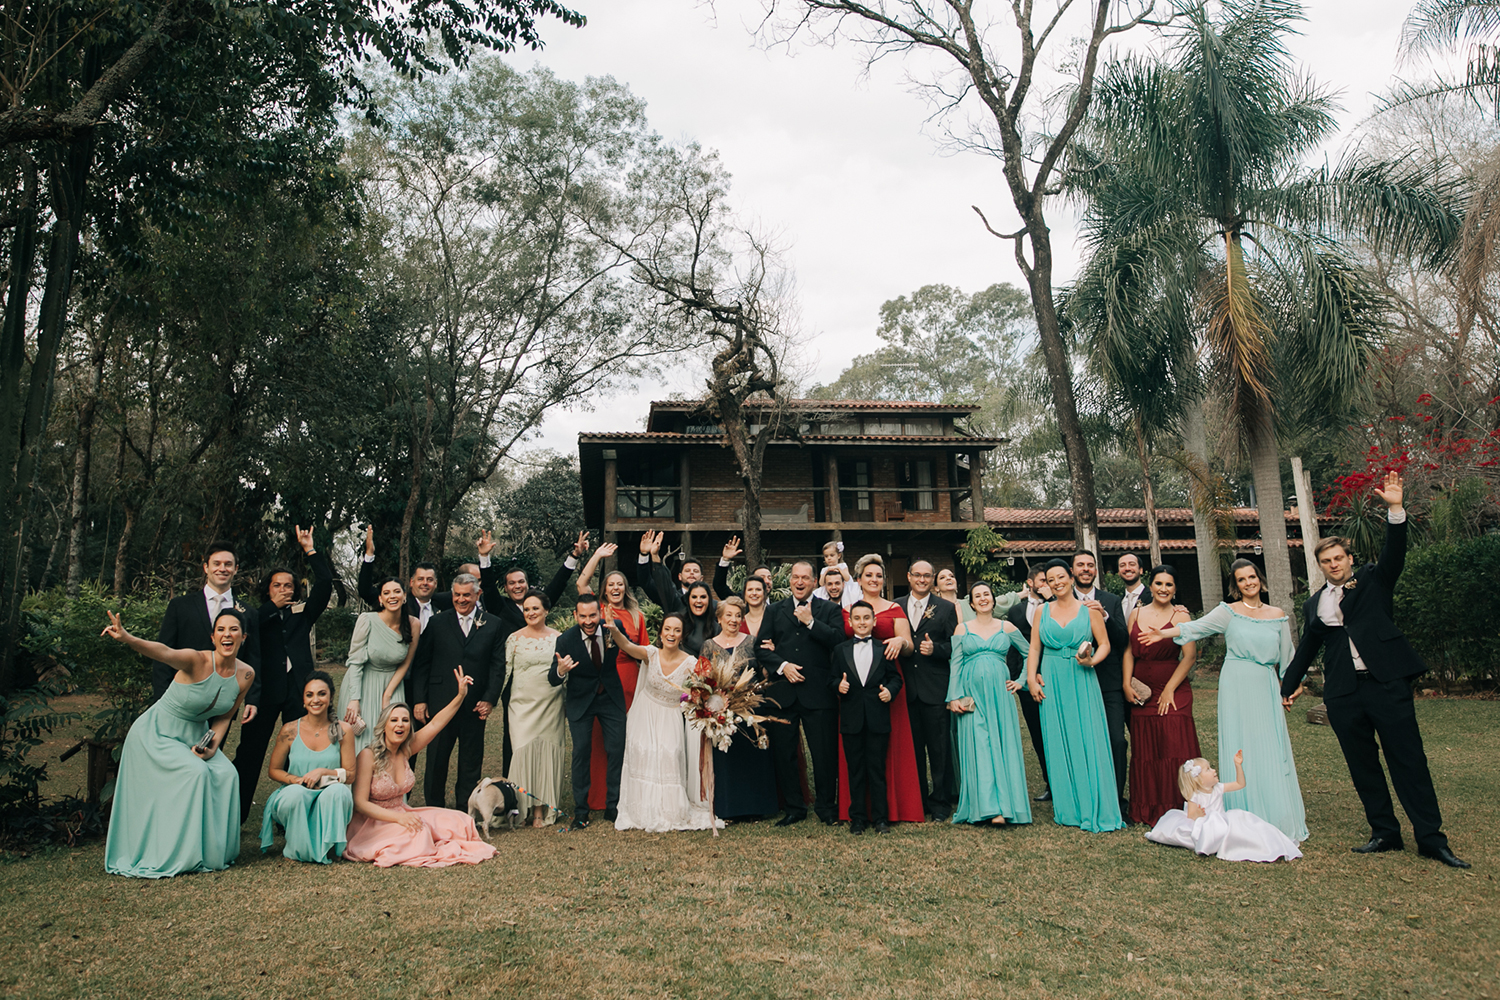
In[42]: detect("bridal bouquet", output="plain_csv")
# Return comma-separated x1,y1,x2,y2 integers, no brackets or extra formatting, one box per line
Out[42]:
680,642,780,752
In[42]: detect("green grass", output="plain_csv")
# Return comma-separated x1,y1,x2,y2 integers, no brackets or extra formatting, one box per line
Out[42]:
3,678,1496,1000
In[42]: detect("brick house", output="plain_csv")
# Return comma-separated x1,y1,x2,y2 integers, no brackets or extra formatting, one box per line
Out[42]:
578,400,1004,591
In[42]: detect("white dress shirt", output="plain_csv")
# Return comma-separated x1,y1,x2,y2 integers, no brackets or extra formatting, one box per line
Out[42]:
852,638,875,686
1315,508,1406,673
907,594,929,629
1122,584,1145,619
203,585,234,619
1026,597,1042,627
458,612,474,637
417,601,433,631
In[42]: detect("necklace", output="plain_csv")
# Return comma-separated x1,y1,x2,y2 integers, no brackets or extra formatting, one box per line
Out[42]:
1241,598,1264,610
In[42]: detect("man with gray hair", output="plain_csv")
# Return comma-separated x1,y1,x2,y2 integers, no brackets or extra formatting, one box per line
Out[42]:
410,572,508,808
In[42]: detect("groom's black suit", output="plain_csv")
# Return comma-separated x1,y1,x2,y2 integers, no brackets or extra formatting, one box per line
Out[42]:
409,608,508,809
1283,517,1449,852
756,594,846,821
548,622,626,816
899,594,959,817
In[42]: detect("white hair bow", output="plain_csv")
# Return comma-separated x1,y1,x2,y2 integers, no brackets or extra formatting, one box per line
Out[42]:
1181,761,1204,777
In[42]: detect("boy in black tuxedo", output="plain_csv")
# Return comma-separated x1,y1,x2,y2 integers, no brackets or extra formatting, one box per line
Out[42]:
834,601,902,835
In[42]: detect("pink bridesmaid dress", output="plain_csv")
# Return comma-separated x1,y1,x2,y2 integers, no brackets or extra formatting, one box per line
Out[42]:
344,760,497,868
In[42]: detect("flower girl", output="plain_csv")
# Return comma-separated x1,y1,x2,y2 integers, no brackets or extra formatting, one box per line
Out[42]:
1146,751,1302,862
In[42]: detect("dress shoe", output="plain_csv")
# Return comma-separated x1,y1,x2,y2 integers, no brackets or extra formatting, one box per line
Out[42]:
1351,836,1404,854
930,808,951,822
874,821,891,834
603,808,618,822
1034,789,1052,802
775,811,807,827
849,822,866,836
569,811,590,831
817,812,837,826
1418,846,1471,869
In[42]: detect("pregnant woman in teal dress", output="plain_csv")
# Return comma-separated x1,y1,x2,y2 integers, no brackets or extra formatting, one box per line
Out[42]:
101,608,254,878
1147,559,1307,842
947,581,1033,825
1026,560,1124,833
260,671,355,863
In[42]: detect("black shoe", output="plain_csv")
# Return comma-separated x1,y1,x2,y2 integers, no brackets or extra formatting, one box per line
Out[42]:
930,808,951,822
775,811,807,827
1418,846,1471,869
817,812,837,826
1034,789,1052,802
603,808,617,822
1352,836,1404,854
569,811,590,831
874,821,891,834
849,822,866,836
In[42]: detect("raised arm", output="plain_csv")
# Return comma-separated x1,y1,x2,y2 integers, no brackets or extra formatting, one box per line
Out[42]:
605,617,650,660
298,527,334,622
356,525,379,606
408,669,474,755
1373,471,1407,588
1162,602,1233,643
577,544,610,595
103,612,203,674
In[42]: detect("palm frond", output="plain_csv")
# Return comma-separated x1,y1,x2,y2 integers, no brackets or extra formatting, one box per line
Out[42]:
1199,233,1274,455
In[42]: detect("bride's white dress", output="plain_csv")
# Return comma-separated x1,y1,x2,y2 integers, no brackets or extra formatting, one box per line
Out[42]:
1147,782,1302,862
614,647,717,832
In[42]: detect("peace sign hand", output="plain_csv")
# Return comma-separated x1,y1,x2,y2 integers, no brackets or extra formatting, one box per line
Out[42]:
100,610,130,642
571,531,591,558
453,668,473,695
475,529,496,558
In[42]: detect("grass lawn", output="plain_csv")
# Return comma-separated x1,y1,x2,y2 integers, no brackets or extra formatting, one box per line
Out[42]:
2,674,1496,1000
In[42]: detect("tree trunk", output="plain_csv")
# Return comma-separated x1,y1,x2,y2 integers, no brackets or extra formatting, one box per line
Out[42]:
1131,412,1162,567
399,397,433,583
1023,228,1100,553
114,502,137,596
1182,399,1223,612
0,137,92,691
66,339,108,595
1246,413,1297,635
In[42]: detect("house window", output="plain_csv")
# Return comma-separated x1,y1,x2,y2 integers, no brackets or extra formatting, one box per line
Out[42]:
863,417,904,436
899,459,936,511
904,417,940,436
838,459,874,522
616,456,679,519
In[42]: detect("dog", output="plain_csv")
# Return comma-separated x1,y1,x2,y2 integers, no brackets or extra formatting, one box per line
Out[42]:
467,777,522,839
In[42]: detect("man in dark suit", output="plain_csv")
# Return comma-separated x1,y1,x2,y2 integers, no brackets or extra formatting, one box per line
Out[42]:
1072,550,1130,806
628,529,704,605
409,573,507,809
477,528,585,775
153,540,261,719
900,560,959,820
1284,472,1466,868
1005,565,1052,801
357,526,448,630
548,594,625,829
756,560,847,826
834,601,903,835
232,526,332,824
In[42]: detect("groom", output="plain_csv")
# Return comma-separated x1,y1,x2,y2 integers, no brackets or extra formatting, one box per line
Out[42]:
549,595,624,830
1283,471,1467,868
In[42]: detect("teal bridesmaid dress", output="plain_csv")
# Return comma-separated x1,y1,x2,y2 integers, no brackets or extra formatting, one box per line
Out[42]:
1175,603,1308,842
1036,606,1124,832
947,626,1032,824
105,671,241,878
259,719,355,863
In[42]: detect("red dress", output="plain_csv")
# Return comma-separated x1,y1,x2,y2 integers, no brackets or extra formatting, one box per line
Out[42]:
1126,620,1202,825
836,604,926,823
587,606,647,811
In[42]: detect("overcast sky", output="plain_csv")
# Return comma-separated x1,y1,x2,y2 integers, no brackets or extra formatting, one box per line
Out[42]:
506,0,1445,459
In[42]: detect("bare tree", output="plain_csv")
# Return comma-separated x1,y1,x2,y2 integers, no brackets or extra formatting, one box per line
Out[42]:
762,0,1159,550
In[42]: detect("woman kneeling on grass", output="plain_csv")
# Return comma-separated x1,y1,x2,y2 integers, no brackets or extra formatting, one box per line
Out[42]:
260,671,355,863
343,668,497,868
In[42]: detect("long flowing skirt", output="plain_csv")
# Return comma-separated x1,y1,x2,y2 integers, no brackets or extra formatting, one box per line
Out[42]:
1038,651,1124,833
343,806,497,868
1217,658,1307,841
259,783,354,864
952,671,1032,825
614,690,715,832
1127,661,1201,826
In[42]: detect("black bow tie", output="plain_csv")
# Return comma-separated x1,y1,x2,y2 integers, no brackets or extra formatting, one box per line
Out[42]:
853,636,873,644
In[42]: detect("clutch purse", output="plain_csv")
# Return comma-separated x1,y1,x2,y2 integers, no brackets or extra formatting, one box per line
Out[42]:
348,714,367,736
955,696,976,712
1129,678,1152,705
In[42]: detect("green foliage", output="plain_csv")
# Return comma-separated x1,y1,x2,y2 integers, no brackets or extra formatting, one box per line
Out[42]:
955,527,1013,588
1394,533,1500,690
0,675,79,818
21,586,167,740
497,456,586,554
1428,476,1491,543
316,605,360,664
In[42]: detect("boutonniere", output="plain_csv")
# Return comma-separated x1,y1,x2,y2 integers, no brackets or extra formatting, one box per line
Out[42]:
473,615,487,628
922,607,936,621
290,601,306,615
234,601,247,613
1343,579,1358,591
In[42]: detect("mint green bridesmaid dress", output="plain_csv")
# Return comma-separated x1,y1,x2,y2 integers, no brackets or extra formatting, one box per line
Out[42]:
259,719,354,863
105,671,241,877
1036,606,1125,832
947,625,1033,824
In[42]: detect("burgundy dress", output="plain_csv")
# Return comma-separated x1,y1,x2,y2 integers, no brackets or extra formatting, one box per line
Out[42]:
1127,621,1202,825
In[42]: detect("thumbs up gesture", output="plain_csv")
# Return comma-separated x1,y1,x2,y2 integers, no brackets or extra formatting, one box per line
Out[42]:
838,673,850,695
919,632,934,656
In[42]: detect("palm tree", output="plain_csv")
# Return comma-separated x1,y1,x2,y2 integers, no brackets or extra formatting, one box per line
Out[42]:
1065,0,1462,616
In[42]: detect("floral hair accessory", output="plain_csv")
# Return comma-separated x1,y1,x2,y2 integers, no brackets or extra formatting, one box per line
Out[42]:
835,541,845,554
1181,761,1204,777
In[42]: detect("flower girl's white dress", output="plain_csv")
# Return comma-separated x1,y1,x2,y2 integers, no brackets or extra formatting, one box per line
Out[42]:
1146,783,1302,862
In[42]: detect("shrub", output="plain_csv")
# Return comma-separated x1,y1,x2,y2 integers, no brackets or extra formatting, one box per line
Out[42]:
316,604,359,663
1393,534,1500,691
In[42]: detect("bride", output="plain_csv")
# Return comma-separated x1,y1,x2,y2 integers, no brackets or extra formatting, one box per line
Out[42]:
608,613,717,831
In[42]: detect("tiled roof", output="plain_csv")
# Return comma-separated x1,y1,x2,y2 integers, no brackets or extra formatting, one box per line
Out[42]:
581,432,1007,445
995,538,1305,553
647,399,979,412
984,506,1329,525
